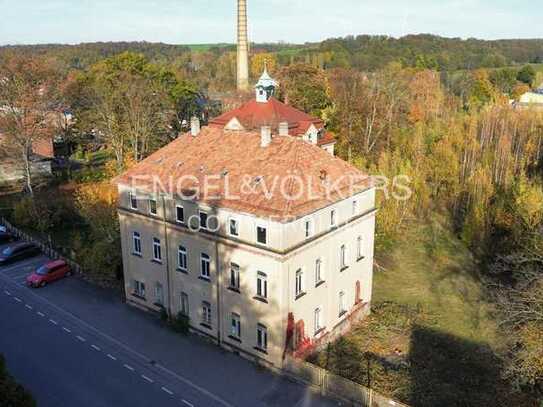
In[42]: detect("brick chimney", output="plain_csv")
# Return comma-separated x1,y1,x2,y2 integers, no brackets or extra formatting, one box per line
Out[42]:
279,122,289,136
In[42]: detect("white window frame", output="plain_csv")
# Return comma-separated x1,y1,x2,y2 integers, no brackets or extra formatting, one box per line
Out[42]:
176,205,185,224
340,244,347,269
231,313,241,338
129,192,138,210
149,198,158,216
229,217,239,237
330,209,337,227
230,263,240,290
256,225,267,246
256,271,268,299
295,269,304,297
339,291,347,316
133,280,145,298
200,253,211,279
202,301,212,325
352,199,359,216
155,282,163,305
304,218,314,239
180,292,189,316
314,307,323,334
152,238,162,262
132,231,142,255
357,236,364,260
257,324,268,351
315,258,324,285
178,246,188,272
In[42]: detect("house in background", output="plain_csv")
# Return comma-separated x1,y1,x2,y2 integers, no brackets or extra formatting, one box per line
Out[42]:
114,73,376,368
516,85,543,110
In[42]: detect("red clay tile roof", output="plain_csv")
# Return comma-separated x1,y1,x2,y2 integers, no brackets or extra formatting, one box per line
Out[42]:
209,97,325,136
114,127,369,222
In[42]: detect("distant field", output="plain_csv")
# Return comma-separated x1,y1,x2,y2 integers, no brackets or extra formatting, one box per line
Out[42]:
185,43,232,51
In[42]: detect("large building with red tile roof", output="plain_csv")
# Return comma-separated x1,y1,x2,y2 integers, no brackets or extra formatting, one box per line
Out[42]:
114,72,375,368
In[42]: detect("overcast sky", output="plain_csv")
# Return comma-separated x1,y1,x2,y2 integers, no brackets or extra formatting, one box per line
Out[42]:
0,0,541,45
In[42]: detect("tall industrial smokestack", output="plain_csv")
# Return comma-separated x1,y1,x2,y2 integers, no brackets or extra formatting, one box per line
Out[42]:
237,0,250,92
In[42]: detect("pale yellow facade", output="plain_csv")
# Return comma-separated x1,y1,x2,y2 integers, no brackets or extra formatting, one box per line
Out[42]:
118,184,376,367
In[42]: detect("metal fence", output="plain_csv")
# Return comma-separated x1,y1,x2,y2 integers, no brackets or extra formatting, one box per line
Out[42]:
284,356,409,407
1,216,82,274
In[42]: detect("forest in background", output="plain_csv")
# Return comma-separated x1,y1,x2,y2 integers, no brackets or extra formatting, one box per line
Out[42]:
0,33,542,405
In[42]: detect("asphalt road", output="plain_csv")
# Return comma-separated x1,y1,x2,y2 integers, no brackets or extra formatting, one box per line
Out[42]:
0,248,339,407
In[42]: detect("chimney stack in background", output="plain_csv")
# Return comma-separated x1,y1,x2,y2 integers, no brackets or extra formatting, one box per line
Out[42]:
237,0,250,92
190,117,201,136
260,126,272,148
279,122,289,136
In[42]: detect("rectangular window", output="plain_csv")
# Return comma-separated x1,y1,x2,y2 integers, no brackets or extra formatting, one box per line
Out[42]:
330,209,337,227
314,307,323,333
200,253,210,279
339,291,347,316
304,219,313,238
352,200,359,215
155,282,163,305
180,292,189,316
133,232,142,255
199,211,208,230
176,205,185,223
357,236,364,259
133,280,145,298
295,269,304,297
152,238,162,262
257,324,268,351
202,301,212,325
315,258,323,285
129,192,138,210
257,226,267,245
231,313,241,338
340,244,347,269
230,263,240,290
149,199,157,216
229,218,239,237
256,272,268,299
178,246,187,271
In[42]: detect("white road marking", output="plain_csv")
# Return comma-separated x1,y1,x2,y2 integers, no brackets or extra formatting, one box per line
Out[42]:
123,364,135,372
107,354,117,361
14,297,22,302
37,312,45,317
49,319,58,325
4,290,10,295
76,336,86,342
161,387,174,396
182,400,194,407
91,344,101,351
12,273,30,280
25,304,32,310
62,327,71,333
141,375,153,383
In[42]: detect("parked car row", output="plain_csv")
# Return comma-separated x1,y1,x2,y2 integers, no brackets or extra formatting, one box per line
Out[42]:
0,229,72,288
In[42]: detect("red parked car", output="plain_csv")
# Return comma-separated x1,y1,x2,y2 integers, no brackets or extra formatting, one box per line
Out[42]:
26,260,72,288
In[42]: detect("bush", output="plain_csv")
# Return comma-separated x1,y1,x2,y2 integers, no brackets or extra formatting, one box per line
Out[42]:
0,354,36,407
171,312,190,335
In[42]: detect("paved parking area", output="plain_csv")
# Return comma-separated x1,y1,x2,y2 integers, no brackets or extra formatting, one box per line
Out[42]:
0,242,50,285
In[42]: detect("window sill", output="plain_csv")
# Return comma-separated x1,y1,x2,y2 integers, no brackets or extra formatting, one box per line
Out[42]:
228,287,240,294
315,280,326,288
254,346,268,355
340,266,349,272
200,322,212,330
132,252,142,258
356,256,365,262
151,259,163,265
314,327,327,337
198,276,211,283
338,310,348,318
228,335,242,343
132,293,146,301
177,268,188,274
253,296,268,304
295,292,306,301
